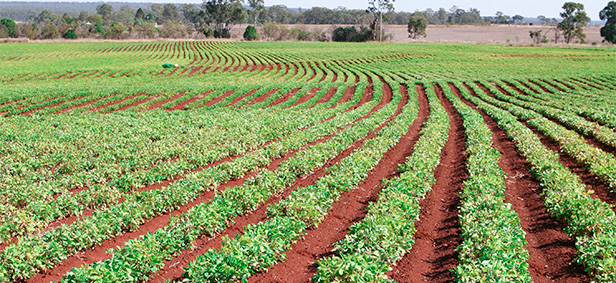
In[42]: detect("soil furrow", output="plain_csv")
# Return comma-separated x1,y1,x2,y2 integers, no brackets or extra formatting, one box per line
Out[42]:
387,83,466,283
249,83,424,282
289,87,320,108
148,92,187,110
168,91,214,111
203,90,234,108
451,83,590,283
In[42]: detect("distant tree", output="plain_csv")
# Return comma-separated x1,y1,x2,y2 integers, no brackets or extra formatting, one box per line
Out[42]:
407,13,427,39
557,2,590,43
494,11,511,24
181,4,205,25
203,0,245,38
0,18,16,37
150,4,164,24
529,30,547,44
162,4,180,22
268,5,291,23
135,8,145,20
63,29,77,39
115,6,135,26
332,26,372,42
537,15,549,24
96,3,114,25
512,15,524,24
134,21,158,38
261,22,289,40
368,0,395,41
20,23,39,39
247,0,265,25
40,24,59,39
78,11,90,22
87,14,103,25
36,10,54,24
107,21,128,39
243,24,258,40
160,20,186,38
600,1,616,43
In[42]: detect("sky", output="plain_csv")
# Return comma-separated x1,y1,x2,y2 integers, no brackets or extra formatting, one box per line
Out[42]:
0,0,607,20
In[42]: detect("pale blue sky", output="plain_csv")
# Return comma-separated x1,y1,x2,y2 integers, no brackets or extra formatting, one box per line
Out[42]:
0,0,607,20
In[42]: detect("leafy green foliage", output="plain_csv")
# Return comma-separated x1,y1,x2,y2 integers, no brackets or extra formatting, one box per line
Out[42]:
600,1,616,43
332,27,373,42
407,13,427,39
0,18,16,38
557,2,590,43
243,25,258,41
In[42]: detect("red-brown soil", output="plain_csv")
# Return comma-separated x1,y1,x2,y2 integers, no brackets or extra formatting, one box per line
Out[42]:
267,88,302,107
168,91,214,111
289,87,320,108
387,83,466,282
452,83,590,282
86,93,144,113
203,90,235,108
228,89,260,106
110,94,160,112
310,87,338,108
246,88,281,105
330,86,356,109
55,94,118,114
148,92,187,110
19,96,81,116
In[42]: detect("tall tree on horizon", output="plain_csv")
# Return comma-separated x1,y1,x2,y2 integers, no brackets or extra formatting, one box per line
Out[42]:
203,0,245,38
557,2,590,43
248,0,265,25
600,1,616,43
367,0,395,41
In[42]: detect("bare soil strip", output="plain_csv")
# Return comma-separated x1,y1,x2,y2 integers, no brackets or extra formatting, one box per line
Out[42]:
86,93,144,113
387,83,466,283
147,92,187,110
267,88,302,107
453,83,590,282
289,87,320,108
110,94,161,112
329,86,355,109
19,96,82,116
168,91,214,111
246,88,281,105
227,89,260,106
203,90,235,108
55,94,119,114
310,87,338,108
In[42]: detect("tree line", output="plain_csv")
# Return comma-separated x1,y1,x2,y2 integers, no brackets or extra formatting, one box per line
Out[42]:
0,0,614,44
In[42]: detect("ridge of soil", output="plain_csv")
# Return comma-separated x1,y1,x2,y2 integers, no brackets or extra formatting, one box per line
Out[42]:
86,93,144,113
249,83,425,282
452,83,590,282
387,83,466,282
203,90,234,108
148,92,186,110
289,87,320,108
311,87,338,108
228,89,260,106
168,91,214,111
